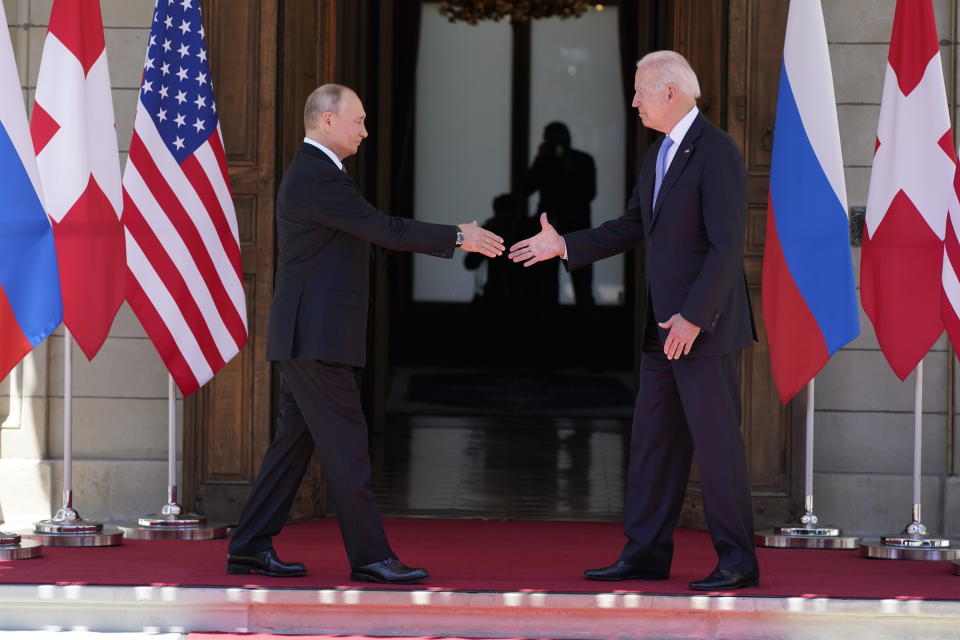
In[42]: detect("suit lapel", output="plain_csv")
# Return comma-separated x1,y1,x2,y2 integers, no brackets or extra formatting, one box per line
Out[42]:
301,142,345,172
651,114,705,228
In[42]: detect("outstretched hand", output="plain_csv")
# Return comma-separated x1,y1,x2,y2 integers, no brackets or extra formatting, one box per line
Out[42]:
658,313,701,359
508,213,565,267
457,221,504,257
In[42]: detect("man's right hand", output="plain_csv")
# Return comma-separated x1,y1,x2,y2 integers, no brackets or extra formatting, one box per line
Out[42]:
508,212,565,266
457,221,504,257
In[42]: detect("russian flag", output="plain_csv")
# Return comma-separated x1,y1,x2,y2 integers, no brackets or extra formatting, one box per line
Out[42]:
0,7,62,381
762,0,860,404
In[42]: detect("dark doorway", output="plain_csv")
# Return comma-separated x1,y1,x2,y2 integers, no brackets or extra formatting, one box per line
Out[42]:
359,1,655,521
387,2,645,373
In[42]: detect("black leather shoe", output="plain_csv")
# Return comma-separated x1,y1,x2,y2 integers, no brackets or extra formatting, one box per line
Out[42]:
584,560,669,581
226,549,307,577
350,557,429,584
689,568,759,591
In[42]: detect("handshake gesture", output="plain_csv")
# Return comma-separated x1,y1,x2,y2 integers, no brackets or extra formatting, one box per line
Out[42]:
459,212,564,265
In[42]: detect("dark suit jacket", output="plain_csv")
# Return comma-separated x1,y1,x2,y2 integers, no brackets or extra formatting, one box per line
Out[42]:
266,143,457,366
564,113,756,357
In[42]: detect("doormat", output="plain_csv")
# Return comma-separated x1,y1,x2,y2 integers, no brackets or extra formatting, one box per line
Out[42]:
402,371,634,414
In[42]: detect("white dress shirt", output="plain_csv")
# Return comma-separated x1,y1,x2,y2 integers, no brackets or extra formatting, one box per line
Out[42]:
660,105,699,174
303,137,343,171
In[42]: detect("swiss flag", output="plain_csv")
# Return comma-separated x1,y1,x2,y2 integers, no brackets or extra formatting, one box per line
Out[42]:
30,0,125,360
862,0,953,380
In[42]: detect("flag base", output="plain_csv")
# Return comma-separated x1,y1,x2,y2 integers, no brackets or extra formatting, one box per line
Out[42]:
118,501,228,540
22,525,123,547
775,524,841,537
754,527,858,549
859,538,960,561
0,533,42,560
118,518,228,541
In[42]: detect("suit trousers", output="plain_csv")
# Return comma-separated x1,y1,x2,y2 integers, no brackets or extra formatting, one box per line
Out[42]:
228,359,393,568
619,314,757,576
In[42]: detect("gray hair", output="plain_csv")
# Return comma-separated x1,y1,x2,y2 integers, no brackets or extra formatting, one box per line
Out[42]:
304,83,353,129
636,51,701,100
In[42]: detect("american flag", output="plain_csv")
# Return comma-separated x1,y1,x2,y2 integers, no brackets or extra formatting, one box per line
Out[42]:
122,0,247,395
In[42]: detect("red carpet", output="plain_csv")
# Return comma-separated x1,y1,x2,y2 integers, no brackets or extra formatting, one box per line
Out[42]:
0,519,957,599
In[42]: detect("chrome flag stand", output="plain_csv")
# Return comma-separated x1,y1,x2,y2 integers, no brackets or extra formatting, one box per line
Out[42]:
0,531,42,560
23,331,123,547
119,375,226,540
755,379,858,549
860,360,959,560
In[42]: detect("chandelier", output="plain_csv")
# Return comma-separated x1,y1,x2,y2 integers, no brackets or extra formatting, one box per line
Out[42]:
437,1,595,25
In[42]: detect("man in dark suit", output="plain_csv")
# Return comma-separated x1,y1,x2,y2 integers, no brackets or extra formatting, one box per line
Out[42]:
509,51,759,591
526,122,597,306
226,84,504,584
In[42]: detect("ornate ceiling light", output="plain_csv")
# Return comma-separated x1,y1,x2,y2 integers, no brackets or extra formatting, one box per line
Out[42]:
437,1,595,25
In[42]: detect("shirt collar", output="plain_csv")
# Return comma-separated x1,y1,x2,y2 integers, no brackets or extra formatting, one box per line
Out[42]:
303,137,343,171
666,106,699,147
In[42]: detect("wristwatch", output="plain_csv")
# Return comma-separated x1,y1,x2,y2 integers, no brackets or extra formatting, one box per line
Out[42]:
455,229,465,247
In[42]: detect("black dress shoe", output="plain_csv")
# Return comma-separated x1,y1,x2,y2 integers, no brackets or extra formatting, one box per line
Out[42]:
584,560,669,581
689,568,759,591
226,548,307,577
350,557,429,584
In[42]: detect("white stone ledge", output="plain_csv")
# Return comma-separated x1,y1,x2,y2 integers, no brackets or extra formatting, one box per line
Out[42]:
0,584,958,639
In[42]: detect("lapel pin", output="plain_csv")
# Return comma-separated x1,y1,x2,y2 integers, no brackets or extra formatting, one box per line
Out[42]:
684,148,690,154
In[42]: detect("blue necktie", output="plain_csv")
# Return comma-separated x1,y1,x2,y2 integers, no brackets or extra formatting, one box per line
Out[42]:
652,136,674,208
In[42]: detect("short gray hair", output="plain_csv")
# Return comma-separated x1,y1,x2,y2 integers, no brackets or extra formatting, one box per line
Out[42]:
304,83,353,129
636,51,701,100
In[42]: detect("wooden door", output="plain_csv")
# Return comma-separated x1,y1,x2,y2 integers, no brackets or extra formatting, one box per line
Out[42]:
673,0,804,529
182,0,337,522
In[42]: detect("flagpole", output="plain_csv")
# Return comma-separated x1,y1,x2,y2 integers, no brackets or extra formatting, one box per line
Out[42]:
167,374,177,508
861,358,958,560
755,378,857,549
24,330,122,547
119,375,226,540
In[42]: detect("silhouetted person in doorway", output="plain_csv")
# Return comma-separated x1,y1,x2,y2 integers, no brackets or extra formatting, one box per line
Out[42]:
465,193,530,362
526,122,597,307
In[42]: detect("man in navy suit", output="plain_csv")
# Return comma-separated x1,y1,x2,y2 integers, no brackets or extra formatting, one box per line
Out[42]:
227,84,504,584
509,51,759,591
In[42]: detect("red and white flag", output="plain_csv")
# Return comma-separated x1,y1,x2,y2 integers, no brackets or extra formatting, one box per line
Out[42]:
31,0,125,360
122,0,247,395
862,0,953,380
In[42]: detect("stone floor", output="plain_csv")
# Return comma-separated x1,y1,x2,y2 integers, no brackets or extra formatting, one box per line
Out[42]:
370,413,630,521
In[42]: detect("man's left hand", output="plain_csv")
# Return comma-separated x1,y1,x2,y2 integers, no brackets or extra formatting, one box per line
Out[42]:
658,314,701,360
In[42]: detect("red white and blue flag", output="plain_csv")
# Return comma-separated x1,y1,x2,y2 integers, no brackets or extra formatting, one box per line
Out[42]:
32,0,125,361
762,0,860,404
0,7,62,381
862,0,953,380
122,0,247,395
